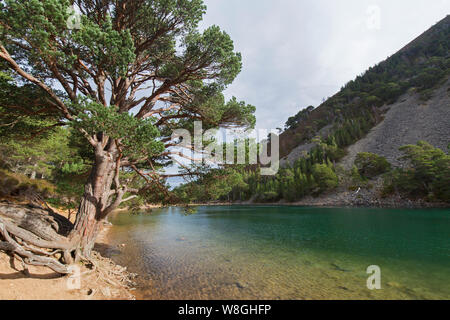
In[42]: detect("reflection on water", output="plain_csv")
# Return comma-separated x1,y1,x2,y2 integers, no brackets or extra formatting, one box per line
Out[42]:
106,206,450,300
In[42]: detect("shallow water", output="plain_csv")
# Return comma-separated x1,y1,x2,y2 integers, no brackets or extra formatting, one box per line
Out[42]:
105,206,450,300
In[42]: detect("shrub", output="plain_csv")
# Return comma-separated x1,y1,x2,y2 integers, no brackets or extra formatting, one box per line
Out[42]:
261,191,279,202
355,153,391,178
383,142,450,202
419,88,434,101
312,164,338,193
0,169,56,197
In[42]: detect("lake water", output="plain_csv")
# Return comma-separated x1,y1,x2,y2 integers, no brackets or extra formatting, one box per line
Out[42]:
105,206,450,300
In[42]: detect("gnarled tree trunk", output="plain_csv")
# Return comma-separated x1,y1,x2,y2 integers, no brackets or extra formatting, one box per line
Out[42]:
70,141,121,259
0,138,126,273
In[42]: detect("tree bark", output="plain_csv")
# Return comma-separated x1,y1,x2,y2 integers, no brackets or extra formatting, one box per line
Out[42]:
69,142,119,259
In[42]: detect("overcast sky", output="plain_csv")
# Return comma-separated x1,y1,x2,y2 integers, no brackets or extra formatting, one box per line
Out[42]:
198,0,450,130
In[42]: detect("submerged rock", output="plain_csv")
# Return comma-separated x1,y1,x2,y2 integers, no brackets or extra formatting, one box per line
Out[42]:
331,263,352,273
235,282,247,289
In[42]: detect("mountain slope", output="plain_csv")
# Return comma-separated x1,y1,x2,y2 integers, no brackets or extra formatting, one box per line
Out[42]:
279,15,450,166
341,77,450,169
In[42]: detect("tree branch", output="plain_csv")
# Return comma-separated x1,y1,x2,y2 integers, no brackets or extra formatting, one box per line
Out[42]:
0,45,73,121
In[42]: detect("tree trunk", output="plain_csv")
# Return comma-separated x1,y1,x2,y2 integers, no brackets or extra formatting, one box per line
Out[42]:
0,140,124,273
70,145,119,259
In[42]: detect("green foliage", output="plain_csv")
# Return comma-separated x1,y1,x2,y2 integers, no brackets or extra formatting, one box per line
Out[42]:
52,159,88,212
331,115,375,148
412,67,446,91
0,127,73,178
0,125,89,208
219,97,256,129
312,163,339,193
72,15,136,77
355,152,391,178
70,99,164,158
0,0,135,76
175,167,248,203
383,141,450,201
285,106,315,130
0,71,61,139
183,25,242,86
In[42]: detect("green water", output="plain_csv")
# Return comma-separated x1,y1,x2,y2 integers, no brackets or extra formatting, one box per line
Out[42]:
105,206,450,300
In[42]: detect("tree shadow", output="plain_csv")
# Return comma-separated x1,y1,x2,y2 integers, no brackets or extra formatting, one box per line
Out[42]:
0,255,62,280
0,271,62,280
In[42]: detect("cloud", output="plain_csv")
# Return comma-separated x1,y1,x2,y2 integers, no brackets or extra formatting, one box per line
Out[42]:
199,0,450,130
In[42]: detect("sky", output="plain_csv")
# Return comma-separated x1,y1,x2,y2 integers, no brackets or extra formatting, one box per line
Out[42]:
198,0,450,131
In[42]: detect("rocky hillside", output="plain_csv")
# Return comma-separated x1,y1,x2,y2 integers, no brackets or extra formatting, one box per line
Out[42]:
341,77,450,169
280,15,450,167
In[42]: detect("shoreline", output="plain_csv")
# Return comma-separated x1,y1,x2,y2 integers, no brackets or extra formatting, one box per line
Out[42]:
112,191,450,213
184,200,450,210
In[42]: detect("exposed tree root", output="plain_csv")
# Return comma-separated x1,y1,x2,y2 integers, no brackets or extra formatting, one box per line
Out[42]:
0,201,79,274
0,200,137,290
88,251,138,290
